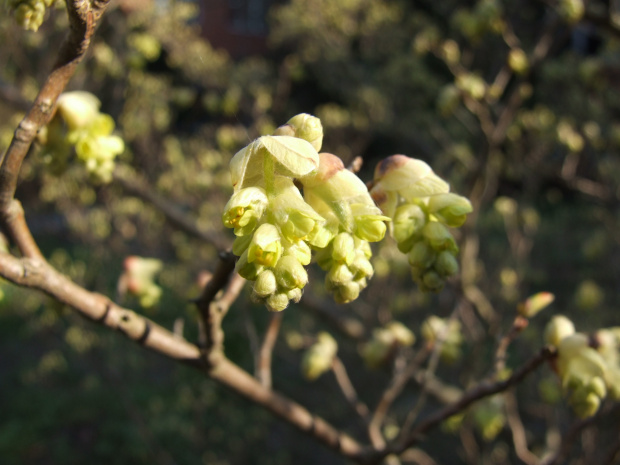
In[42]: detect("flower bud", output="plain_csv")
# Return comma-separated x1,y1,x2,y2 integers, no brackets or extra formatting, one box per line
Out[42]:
332,280,361,304
331,232,356,264
254,269,277,298
386,322,416,347
362,328,396,368
267,292,290,312
544,315,575,347
428,193,473,228
326,263,354,286
287,287,303,303
236,249,263,280
274,255,308,290
285,240,312,266
422,222,458,253
408,241,436,268
393,204,426,244
222,187,268,236
248,224,282,267
56,92,101,130
435,250,459,277
350,255,374,280
422,270,444,291
286,113,324,152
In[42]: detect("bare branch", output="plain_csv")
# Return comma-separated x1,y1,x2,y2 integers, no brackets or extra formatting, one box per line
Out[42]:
504,390,540,465
113,166,231,251
0,0,112,257
257,312,283,388
375,346,555,460
331,356,370,421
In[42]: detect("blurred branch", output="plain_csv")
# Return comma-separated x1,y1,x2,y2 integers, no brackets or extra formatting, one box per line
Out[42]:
371,346,556,461
504,390,540,465
0,250,371,461
0,0,111,259
113,166,231,251
540,416,595,465
331,356,370,422
368,346,431,449
301,294,366,341
257,312,283,389
495,315,529,375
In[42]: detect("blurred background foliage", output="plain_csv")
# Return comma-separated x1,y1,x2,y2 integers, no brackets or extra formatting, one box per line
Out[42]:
1,0,619,463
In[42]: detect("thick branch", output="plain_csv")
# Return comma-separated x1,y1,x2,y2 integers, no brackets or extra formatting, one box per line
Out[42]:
0,0,111,258
0,251,370,461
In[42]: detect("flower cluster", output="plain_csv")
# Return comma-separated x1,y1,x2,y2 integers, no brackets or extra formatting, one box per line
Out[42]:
9,0,58,32
223,114,389,311
302,153,389,303
39,92,124,182
421,316,464,364
370,155,472,292
361,321,415,368
544,315,620,418
301,332,338,380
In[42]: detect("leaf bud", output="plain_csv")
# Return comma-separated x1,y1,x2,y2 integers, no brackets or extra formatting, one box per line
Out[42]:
519,292,555,318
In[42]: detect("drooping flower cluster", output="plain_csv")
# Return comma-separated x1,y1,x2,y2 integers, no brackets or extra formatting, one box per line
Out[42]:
302,153,389,303
544,315,620,418
9,0,59,32
301,331,338,380
39,91,125,182
361,321,415,368
370,155,472,292
222,114,389,311
421,315,464,364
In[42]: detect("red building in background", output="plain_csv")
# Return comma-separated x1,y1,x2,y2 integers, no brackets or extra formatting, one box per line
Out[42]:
200,0,275,57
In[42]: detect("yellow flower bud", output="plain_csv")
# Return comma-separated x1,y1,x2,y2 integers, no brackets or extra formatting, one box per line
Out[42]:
254,270,277,298
56,92,102,131
544,315,575,347
248,224,282,267
222,187,268,236
301,332,337,380
274,255,308,290
428,193,473,228
267,292,290,312
331,232,356,264
393,204,426,245
285,113,324,152
386,322,415,347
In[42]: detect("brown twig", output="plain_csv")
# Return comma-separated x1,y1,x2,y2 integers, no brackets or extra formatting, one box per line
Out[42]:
539,416,595,465
504,389,540,465
113,166,231,251
0,0,111,259
331,356,370,421
257,312,283,389
370,346,556,460
495,315,530,375
368,347,431,448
